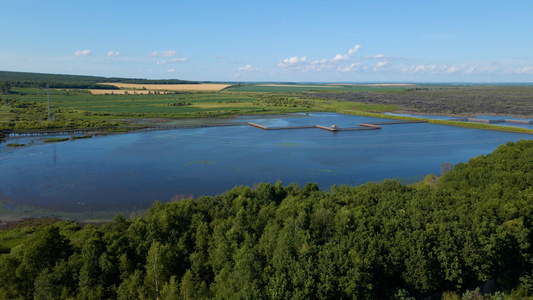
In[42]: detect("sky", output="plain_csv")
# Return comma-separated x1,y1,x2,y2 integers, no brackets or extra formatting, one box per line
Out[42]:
1,0,533,83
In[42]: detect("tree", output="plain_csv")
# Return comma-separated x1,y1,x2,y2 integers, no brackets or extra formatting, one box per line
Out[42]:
15,226,71,297
1,81,10,105
0,254,22,299
0,81,10,94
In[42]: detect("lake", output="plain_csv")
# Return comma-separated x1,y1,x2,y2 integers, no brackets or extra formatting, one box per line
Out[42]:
1,112,532,221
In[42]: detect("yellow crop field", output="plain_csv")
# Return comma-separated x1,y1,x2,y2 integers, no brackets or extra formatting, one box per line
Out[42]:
98,83,231,91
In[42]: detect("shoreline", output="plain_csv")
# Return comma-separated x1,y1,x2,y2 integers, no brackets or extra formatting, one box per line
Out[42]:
2,110,533,142
337,110,533,134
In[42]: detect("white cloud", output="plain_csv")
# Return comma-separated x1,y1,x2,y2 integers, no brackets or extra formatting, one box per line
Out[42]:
376,61,389,68
332,54,349,62
106,51,120,57
73,50,91,56
515,66,533,74
169,57,187,62
278,56,308,68
238,64,261,72
340,63,360,72
366,54,385,59
445,66,459,73
311,59,327,65
465,67,477,74
157,58,187,65
348,45,361,55
400,63,497,75
150,50,177,57
167,69,175,73
401,64,441,73
278,45,362,72
275,44,533,79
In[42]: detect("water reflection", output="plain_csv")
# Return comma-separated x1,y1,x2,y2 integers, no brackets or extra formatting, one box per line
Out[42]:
0,113,531,221
52,144,57,165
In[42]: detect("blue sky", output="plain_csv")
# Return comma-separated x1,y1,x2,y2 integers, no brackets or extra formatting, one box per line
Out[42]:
1,0,532,82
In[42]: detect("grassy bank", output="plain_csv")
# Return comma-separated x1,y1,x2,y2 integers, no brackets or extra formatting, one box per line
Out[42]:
44,137,70,143
1,87,400,132
338,109,533,134
2,82,532,135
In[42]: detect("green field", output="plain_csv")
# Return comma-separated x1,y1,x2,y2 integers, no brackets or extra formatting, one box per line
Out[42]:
0,86,401,131
1,73,532,134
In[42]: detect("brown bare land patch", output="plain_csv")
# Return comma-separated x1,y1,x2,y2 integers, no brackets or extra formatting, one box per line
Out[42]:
98,83,231,91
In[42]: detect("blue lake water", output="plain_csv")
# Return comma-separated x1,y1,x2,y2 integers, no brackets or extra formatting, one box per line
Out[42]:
1,112,532,221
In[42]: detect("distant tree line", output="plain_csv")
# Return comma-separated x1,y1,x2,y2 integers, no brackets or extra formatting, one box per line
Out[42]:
0,71,199,90
167,101,192,106
1,140,532,299
5,81,121,90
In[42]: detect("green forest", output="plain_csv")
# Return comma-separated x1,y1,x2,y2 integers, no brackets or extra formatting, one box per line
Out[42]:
0,71,199,90
1,140,532,299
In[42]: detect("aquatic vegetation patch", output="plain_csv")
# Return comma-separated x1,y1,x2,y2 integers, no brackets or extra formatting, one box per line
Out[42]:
71,135,93,139
44,137,70,143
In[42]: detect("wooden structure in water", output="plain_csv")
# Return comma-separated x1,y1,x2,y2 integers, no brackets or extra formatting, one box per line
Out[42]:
248,120,425,132
504,119,533,125
467,118,505,124
248,123,316,130
449,118,533,125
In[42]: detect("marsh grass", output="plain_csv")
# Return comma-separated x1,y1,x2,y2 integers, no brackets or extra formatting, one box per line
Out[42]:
71,135,93,139
44,137,70,143
339,110,533,134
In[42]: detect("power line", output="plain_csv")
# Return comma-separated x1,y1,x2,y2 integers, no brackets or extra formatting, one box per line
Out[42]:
47,84,54,122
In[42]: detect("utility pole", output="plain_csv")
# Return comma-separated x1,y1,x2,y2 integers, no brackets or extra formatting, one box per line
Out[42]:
1,82,8,106
47,84,54,121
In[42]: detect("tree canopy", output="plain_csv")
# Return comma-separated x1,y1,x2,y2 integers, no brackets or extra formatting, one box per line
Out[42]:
0,71,199,90
1,140,533,299
0,81,10,94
